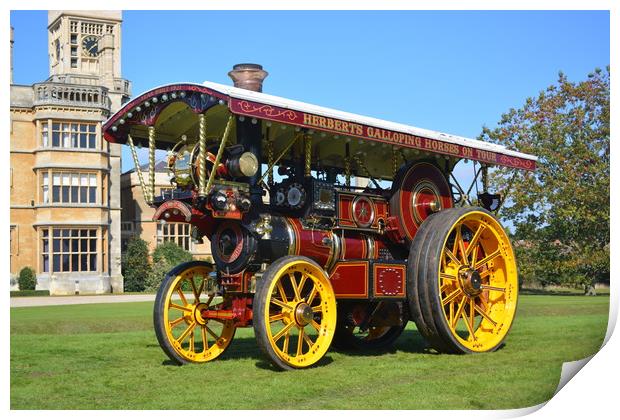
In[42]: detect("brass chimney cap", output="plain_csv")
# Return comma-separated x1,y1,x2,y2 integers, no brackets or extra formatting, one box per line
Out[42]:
228,63,269,92
232,63,264,71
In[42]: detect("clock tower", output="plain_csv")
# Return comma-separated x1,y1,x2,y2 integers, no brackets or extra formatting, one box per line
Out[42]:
47,11,130,113
48,11,123,89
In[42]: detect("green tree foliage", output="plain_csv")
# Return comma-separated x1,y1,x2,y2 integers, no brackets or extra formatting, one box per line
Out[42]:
152,241,193,267
480,67,609,291
144,241,194,292
144,258,173,293
122,237,151,292
18,267,37,291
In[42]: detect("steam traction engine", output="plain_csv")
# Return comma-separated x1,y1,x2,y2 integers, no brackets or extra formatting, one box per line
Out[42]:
103,64,537,370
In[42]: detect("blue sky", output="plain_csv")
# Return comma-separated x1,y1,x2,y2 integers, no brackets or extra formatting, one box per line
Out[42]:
10,10,610,176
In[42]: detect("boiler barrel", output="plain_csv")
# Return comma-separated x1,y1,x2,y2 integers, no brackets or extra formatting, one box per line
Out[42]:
259,216,393,273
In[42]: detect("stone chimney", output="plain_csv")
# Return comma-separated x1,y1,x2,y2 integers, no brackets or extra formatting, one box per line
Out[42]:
227,63,268,92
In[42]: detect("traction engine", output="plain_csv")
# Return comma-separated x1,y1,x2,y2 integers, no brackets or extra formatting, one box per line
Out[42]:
103,64,536,370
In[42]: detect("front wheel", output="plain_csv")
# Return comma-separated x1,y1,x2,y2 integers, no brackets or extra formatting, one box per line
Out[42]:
153,261,236,365
253,256,337,370
407,207,518,353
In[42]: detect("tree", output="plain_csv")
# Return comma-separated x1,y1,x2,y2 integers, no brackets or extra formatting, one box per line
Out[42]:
480,67,610,293
122,237,151,292
152,241,193,267
144,258,174,293
144,241,194,292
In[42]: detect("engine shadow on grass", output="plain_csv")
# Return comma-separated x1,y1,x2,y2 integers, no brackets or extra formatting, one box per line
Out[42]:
254,356,335,371
327,329,506,357
151,336,263,366
152,329,466,369
324,329,432,357
151,335,335,370
222,336,336,370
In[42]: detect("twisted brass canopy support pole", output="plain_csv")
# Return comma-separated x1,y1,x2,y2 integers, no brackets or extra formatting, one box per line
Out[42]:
345,142,351,187
352,155,364,174
198,113,208,197
259,132,303,186
481,165,489,192
266,129,274,186
148,126,156,203
345,160,351,187
391,146,398,178
352,154,381,189
127,134,149,204
304,134,312,177
205,115,235,196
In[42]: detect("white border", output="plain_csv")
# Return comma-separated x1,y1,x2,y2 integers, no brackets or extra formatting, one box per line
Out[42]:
4,3,617,419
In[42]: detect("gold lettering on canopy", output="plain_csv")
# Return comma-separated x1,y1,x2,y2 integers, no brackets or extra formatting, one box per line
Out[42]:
303,113,364,136
229,98,535,171
302,112,463,156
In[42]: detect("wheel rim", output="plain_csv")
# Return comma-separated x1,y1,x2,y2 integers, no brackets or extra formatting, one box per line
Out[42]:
264,260,336,368
437,211,518,352
163,265,235,362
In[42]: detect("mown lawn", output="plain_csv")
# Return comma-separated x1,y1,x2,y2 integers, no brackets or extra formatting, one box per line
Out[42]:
10,294,609,410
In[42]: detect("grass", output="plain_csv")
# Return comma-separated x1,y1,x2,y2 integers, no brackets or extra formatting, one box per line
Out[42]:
10,294,609,410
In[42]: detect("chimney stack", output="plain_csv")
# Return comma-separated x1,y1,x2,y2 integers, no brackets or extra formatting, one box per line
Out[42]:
228,63,268,92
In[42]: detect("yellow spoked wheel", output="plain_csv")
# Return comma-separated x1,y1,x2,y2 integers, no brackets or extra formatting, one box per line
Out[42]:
407,207,518,353
153,261,236,365
254,256,337,370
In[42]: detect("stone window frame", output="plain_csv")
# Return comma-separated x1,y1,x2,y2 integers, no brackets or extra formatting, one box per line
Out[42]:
40,169,99,205
40,227,102,273
41,120,98,150
156,222,193,252
159,187,185,201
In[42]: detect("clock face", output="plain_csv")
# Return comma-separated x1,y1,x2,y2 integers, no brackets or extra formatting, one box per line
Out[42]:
82,35,99,57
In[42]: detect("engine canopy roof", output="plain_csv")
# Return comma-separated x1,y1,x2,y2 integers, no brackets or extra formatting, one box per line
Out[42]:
103,81,537,173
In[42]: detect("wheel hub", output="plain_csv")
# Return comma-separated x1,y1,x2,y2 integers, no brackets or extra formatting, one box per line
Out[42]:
193,303,208,325
294,302,314,326
459,267,483,297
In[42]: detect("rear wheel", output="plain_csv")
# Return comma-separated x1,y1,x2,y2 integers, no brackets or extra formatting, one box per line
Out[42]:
407,207,518,353
254,256,337,370
153,261,236,364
